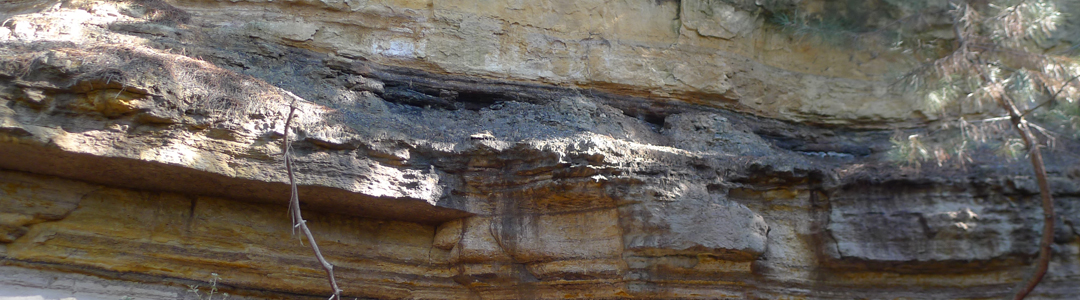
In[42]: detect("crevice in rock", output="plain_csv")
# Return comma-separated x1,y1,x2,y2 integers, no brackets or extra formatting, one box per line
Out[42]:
0,143,471,224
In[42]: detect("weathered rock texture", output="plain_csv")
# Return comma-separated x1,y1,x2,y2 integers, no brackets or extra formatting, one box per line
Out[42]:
1,0,1079,299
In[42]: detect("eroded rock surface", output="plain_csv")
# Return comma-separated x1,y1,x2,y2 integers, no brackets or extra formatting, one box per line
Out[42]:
2,0,1080,299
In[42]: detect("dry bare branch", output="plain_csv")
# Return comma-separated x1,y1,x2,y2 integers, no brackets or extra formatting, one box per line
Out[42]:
282,99,343,300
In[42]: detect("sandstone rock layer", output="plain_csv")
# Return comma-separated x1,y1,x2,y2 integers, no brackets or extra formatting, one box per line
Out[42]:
1,0,1079,299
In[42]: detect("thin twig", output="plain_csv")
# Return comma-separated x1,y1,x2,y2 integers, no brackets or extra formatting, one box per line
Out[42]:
1025,120,1058,149
1022,73,1080,118
282,100,343,300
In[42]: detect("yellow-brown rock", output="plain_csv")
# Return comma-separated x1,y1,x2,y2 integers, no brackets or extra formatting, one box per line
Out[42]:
1,0,1079,299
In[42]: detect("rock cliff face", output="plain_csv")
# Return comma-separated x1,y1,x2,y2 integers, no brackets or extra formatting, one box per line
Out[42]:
1,0,1079,299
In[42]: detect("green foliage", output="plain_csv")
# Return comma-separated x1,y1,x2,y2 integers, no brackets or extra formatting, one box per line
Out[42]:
901,0,1077,167
997,137,1027,160
770,11,867,45
989,0,1062,46
888,132,933,167
766,2,956,61
888,130,975,170
188,273,229,300
769,0,1080,170
1034,100,1080,139
882,0,946,13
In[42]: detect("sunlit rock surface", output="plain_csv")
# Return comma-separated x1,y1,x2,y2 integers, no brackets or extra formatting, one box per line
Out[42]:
2,0,1080,299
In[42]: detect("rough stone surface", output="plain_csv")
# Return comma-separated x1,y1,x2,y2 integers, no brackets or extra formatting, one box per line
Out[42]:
0,265,287,300
1,0,1080,299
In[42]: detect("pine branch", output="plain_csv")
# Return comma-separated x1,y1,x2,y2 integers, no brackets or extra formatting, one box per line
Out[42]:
939,3,1058,297
1022,73,1080,118
971,57,1054,300
1004,100,1056,300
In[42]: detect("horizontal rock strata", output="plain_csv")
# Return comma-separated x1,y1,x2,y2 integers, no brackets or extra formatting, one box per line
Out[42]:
2,0,1080,299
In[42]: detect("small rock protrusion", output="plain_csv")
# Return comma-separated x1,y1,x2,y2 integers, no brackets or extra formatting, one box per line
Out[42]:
470,131,495,141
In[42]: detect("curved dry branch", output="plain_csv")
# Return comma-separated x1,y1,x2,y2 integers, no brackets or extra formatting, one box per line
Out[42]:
282,101,343,300
1001,95,1056,300
970,59,1055,300
942,3,1058,297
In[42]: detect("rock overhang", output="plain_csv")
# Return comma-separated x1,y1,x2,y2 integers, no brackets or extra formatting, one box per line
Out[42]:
3,1,1080,299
